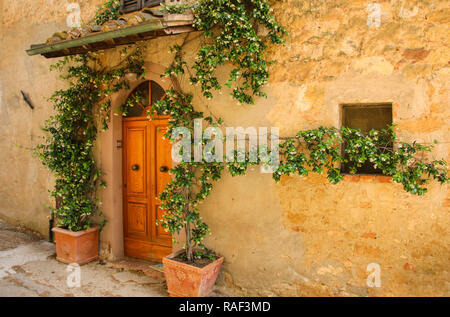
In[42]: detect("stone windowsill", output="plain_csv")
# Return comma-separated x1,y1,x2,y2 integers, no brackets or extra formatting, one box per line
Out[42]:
343,174,392,183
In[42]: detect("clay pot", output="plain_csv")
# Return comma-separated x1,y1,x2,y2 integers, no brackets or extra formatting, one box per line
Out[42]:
164,13,194,21
163,251,224,297
52,227,99,265
163,13,194,27
125,72,138,81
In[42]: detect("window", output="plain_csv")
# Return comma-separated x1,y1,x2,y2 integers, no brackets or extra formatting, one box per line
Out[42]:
341,103,393,174
120,0,163,14
124,80,166,117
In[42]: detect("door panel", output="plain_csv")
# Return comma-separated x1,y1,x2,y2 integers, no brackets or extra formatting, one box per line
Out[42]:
125,126,147,196
149,120,173,244
123,118,173,262
126,202,147,236
154,123,173,199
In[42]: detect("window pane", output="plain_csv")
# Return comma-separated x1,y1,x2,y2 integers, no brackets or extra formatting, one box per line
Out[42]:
343,105,392,134
136,82,150,108
124,82,149,117
151,81,165,106
341,104,392,174
124,81,165,117
126,104,144,117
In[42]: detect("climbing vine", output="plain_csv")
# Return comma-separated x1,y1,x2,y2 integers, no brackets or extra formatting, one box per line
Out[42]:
153,0,288,261
150,1,448,263
36,45,146,232
38,0,448,264
93,0,121,26
151,88,225,261
234,126,448,196
155,66,449,261
164,0,287,104
161,2,194,14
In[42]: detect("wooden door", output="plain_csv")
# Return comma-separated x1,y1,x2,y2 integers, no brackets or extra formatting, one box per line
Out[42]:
122,81,172,262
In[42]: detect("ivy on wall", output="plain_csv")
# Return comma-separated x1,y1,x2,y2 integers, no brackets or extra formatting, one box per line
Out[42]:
230,126,448,195
150,87,225,261
36,46,146,232
38,0,448,264
93,0,121,26
165,0,287,104
154,1,449,262
155,43,449,262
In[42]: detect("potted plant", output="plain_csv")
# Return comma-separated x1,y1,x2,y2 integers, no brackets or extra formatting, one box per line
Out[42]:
50,194,101,265
35,54,109,266
161,0,195,25
158,161,224,297
163,249,224,297
52,227,99,265
153,89,225,296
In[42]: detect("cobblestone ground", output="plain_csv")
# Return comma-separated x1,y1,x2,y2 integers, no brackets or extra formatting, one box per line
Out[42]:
0,221,169,297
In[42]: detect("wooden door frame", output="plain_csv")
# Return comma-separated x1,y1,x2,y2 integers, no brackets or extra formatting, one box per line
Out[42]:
98,63,185,261
122,78,173,262
122,118,150,243
122,115,173,262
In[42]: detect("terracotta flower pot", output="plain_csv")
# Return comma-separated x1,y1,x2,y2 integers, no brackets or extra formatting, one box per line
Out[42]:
163,13,194,27
163,251,224,297
52,227,99,265
164,13,194,22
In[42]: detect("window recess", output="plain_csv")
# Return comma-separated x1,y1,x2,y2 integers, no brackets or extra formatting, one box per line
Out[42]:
341,103,393,175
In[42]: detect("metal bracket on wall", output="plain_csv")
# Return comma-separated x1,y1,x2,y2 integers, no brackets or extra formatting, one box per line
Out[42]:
20,90,34,109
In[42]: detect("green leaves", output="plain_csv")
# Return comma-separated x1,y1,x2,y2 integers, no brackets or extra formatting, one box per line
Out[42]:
40,1,448,260
94,0,121,26
161,2,193,14
157,42,449,261
162,45,187,77
191,0,287,104
274,126,449,194
158,123,449,261
36,47,146,232
157,158,225,257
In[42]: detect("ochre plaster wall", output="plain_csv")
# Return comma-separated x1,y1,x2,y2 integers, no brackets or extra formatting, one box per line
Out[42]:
179,0,449,296
0,0,104,233
0,0,448,296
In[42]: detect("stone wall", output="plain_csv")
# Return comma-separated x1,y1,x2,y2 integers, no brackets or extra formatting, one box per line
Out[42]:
0,0,104,233
189,0,450,296
0,0,448,296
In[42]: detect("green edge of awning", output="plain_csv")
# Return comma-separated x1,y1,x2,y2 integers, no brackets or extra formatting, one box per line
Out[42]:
26,20,167,56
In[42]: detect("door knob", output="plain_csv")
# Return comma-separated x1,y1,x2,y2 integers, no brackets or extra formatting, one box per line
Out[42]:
159,166,169,173
131,164,140,171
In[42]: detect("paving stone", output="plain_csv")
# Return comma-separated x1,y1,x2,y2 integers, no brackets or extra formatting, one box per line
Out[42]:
0,220,169,297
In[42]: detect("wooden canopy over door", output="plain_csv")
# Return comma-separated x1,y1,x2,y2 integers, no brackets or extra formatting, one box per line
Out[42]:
122,80,172,262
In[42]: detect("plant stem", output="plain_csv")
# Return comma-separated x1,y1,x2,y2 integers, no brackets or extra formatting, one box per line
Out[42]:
186,218,193,262
182,178,194,262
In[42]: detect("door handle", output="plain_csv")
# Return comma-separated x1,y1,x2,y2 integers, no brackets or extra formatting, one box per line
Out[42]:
159,166,169,173
131,164,140,171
